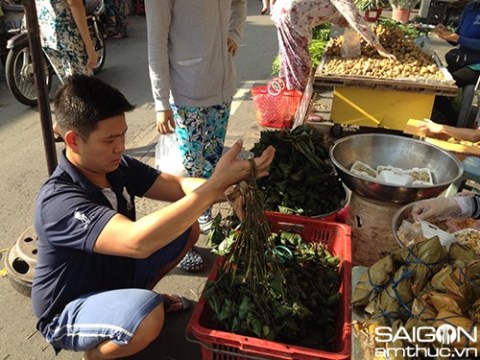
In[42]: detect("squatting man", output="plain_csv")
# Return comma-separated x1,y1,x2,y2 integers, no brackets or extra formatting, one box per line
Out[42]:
31,75,275,359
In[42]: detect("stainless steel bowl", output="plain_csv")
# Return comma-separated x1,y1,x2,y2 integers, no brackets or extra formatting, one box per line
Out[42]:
329,133,463,204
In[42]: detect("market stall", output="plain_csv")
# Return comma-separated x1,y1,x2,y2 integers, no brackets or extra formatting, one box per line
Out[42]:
314,23,458,131
351,201,480,360
329,133,463,266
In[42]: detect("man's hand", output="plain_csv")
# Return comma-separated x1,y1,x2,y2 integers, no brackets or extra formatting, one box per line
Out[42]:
156,110,175,134
227,37,238,56
209,139,275,196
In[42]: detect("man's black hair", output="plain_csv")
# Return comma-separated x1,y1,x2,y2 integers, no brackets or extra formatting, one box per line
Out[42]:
54,75,135,138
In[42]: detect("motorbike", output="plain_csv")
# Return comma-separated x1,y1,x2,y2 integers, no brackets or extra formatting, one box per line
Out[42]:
4,0,107,106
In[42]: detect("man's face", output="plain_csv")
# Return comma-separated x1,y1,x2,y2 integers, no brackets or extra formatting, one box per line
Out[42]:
75,114,128,174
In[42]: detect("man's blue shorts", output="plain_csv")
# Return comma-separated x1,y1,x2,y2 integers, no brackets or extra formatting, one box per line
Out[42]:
43,228,191,352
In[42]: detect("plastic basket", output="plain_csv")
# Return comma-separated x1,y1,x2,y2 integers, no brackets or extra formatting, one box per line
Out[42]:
187,213,352,360
251,85,302,129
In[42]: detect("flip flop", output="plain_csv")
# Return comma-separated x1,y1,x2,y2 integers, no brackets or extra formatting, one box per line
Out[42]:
162,294,191,313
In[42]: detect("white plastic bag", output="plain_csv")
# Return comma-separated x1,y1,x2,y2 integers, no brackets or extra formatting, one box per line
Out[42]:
340,27,361,59
155,133,187,176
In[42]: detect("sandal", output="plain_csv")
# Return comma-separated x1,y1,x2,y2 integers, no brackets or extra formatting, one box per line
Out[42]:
178,247,204,272
162,294,191,313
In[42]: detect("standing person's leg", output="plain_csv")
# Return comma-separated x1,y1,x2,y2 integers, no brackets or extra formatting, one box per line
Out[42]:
42,47,92,139
112,0,128,38
171,105,210,272
202,103,231,179
193,103,231,236
451,67,480,88
103,0,117,36
173,105,207,178
261,0,269,14
275,23,311,91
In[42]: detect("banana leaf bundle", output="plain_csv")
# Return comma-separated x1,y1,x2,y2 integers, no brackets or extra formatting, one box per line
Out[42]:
470,298,480,322
353,235,480,357
370,266,414,321
203,179,341,350
431,260,480,303
250,125,345,217
402,236,449,296
352,255,396,306
434,310,480,350
353,318,405,360
425,290,470,315
449,242,477,262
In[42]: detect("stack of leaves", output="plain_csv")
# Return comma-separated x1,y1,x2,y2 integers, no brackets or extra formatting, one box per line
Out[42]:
203,180,341,350
250,125,345,217
352,237,480,356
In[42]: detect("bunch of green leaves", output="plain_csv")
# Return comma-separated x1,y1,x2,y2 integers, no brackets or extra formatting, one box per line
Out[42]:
249,125,345,217
204,211,341,349
272,24,331,76
388,0,419,10
377,16,421,38
354,0,387,11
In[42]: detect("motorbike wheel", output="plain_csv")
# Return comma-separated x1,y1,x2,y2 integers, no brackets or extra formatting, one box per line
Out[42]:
5,45,53,107
93,24,106,74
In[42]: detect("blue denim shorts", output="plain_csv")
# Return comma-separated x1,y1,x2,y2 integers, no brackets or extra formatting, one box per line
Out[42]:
43,228,191,352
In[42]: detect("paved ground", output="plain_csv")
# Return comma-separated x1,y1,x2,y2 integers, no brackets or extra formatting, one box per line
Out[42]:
0,2,277,360
0,5,460,360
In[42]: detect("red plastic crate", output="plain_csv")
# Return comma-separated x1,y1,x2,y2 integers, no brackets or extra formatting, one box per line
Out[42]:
187,213,352,360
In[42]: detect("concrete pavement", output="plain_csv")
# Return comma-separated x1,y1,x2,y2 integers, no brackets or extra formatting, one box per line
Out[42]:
0,2,278,359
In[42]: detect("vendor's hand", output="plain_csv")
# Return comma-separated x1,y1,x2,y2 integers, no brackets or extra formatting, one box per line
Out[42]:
411,196,474,221
374,43,396,61
227,37,238,56
418,119,444,136
433,23,447,34
209,139,275,195
156,110,175,134
437,30,459,42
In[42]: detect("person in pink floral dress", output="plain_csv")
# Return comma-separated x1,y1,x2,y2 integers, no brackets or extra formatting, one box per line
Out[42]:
271,0,395,91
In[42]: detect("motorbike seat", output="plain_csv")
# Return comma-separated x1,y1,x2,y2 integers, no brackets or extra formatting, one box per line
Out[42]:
84,0,102,16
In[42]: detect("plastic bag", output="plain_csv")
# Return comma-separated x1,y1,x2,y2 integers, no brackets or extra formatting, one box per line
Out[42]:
340,27,361,59
155,133,187,176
